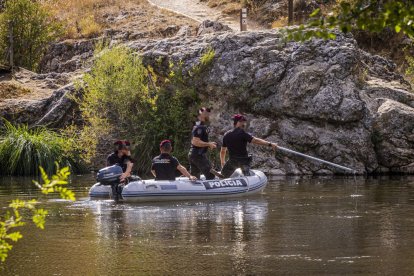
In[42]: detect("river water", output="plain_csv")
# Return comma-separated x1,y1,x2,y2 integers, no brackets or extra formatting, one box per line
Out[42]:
1,175,414,275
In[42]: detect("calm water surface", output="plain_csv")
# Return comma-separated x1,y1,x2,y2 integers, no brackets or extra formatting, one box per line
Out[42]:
1,174,414,275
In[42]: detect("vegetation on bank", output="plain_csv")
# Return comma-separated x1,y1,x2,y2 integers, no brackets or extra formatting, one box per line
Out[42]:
0,164,74,262
71,45,215,175
0,120,85,176
0,0,63,71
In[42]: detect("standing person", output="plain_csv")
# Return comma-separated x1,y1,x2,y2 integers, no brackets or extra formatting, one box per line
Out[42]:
107,140,134,182
151,140,197,181
220,114,278,178
188,107,221,180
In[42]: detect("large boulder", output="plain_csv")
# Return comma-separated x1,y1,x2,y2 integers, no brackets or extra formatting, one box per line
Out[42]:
128,30,414,174
0,68,80,128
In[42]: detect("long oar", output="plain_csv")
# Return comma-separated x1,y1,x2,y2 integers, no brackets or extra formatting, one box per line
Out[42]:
277,146,356,173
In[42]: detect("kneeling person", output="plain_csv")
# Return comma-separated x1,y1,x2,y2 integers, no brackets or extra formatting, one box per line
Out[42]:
152,140,197,181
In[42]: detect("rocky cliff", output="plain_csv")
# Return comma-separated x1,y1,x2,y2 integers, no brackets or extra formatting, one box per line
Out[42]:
3,28,414,175
128,30,414,174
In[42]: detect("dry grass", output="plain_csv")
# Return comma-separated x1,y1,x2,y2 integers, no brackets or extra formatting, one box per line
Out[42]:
0,82,31,100
207,0,242,15
271,16,288,28
40,0,198,40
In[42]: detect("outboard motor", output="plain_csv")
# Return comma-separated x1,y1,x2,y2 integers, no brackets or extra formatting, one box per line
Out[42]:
97,165,123,200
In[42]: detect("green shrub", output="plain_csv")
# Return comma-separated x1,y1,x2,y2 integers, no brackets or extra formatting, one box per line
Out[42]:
0,120,84,176
75,45,215,175
406,55,414,88
0,0,63,71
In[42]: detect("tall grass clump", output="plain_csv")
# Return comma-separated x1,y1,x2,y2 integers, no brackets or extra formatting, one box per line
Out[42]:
0,120,84,176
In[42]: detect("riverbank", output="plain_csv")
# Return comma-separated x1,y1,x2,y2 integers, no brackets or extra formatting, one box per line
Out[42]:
1,1,413,175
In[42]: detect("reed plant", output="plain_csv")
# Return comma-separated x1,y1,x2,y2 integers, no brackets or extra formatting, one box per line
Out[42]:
0,120,85,176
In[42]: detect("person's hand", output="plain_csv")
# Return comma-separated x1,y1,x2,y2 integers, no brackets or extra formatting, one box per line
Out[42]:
271,143,278,151
120,172,130,182
208,142,217,150
189,175,197,181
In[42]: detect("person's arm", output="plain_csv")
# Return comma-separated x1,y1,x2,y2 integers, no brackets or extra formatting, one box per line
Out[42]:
251,137,278,151
220,147,227,168
191,137,217,149
177,164,197,181
151,170,156,178
120,161,133,181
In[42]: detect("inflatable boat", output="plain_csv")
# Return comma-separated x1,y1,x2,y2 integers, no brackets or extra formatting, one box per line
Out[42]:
89,166,267,202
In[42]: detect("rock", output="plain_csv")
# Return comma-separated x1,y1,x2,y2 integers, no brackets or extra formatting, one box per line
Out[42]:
0,68,80,128
175,25,193,37
196,20,233,36
373,99,414,173
160,25,181,37
6,28,414,174
129,30,414,174
39,39,98,73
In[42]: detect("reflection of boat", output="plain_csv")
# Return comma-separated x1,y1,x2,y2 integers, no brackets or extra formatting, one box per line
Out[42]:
89,169,267,202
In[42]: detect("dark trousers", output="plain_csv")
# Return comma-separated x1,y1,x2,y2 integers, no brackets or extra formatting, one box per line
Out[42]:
221,156,252,178
188,154,215,180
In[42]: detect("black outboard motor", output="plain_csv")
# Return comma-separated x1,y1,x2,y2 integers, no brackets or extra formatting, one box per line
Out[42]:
97,165,123,200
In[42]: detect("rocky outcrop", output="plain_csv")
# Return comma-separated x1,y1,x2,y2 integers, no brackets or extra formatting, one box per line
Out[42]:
0,68,79,127
4,29,414,175
196,20,233,36
128,30,414,175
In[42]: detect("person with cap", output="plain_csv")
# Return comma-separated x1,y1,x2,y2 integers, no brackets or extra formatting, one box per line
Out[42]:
220,114,278,178
188,107,221,180
107,140,135,182
152,140,197,181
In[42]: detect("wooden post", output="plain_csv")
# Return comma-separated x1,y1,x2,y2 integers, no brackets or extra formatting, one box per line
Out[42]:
9,20,14,72
288,0,294,25
240,8,247,31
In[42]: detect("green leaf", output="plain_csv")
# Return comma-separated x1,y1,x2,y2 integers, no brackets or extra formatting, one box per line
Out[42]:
310,8,320,18
395,25,401,33
6,231,23,242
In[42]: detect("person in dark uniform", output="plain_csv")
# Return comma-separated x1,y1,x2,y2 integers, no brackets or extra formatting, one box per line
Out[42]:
188,107,222,180
152,140,196,181
220,114,278,178
107,140,135,182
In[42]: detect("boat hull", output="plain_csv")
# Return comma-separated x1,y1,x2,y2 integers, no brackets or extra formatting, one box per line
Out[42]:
89,169,267,202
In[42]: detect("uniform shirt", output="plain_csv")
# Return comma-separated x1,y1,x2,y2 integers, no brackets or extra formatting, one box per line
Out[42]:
107,152,134,172
151,153,180,181
190,121,209,155
222,128,254,158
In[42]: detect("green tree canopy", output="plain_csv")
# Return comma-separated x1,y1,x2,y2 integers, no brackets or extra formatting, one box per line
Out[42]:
286,0,414,41
0,0,62,70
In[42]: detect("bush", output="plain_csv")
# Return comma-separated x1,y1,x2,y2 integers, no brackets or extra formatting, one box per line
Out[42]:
75,45,214,175
79,15,102,38
0,0,63,71
0,120,84,176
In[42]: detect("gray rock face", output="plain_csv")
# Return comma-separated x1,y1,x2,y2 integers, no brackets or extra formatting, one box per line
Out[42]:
0,69,80,128
7,29,414,174
129,30,414,174
196,20,233,36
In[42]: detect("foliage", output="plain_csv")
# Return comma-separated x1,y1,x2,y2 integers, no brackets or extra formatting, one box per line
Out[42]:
72,44,155,165
285,0,414,42
74,45,215,174
78,15,102,38
406,54,414,87
0,0,63,71
0,119,85,176
0,164,74,262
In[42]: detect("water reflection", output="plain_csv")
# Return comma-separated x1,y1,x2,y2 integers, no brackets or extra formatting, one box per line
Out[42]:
1,175,414,275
